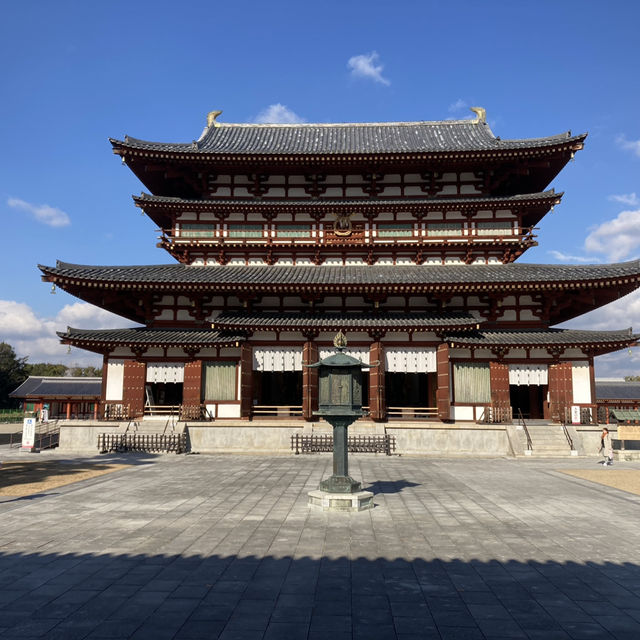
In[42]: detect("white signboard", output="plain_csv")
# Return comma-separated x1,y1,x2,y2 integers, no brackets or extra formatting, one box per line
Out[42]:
21,417,36,451
41,408,49,423
571,405,581,425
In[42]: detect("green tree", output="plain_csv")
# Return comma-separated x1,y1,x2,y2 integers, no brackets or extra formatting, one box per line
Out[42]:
26,363,68,377
69,366,102,377
0,342,28,409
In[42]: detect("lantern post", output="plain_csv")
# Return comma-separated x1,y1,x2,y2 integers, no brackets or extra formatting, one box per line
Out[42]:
306,331,376,511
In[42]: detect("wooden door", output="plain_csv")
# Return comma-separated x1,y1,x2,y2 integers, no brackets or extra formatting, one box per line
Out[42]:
122,360,146,418
436,343,451,421
369,342,386,421
549,361,573,421
302,341,318,421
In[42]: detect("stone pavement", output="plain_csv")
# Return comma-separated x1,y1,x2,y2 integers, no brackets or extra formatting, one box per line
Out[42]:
1,452,640,639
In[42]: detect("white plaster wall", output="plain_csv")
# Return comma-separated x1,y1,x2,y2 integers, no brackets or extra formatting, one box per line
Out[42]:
105,360,124,401
572,362,592,403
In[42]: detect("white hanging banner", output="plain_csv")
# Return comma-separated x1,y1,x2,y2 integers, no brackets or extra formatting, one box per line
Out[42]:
508,364,548,386
384,347,436,373
253,347,303,371
146,363,185,383
319,347,370,365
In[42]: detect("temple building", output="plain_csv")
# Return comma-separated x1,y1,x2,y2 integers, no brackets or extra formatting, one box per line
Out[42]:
40,107,640,429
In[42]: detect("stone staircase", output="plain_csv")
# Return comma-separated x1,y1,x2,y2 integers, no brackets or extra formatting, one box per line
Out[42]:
515,421,576,457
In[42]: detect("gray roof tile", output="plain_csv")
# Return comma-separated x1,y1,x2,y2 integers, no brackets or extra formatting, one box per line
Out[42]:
112,120,585,157
445,328,637,347
10,377,101,398
213,311,479,331
58,327,245,347
40,260,640,289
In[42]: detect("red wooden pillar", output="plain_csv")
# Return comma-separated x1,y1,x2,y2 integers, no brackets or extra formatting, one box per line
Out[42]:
303,341,319,421
436,343,451,421
369,341,386,422
183,361,203,407
549,361,573,422
66,402,71,420
123,360,146,418
240,343,253,419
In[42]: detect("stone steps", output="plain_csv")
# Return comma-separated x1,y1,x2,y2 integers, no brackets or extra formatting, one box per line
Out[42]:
517,424,574,456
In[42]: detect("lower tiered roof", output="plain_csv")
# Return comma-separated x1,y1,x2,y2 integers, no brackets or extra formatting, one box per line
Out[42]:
58,326,637,357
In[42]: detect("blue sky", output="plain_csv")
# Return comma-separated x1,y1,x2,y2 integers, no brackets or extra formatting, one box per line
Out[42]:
1,0,640,374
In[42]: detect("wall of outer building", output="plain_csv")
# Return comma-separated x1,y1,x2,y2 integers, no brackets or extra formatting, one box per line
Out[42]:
99,337,599,425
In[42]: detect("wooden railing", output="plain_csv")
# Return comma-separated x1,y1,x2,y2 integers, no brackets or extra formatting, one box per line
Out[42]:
103,403,130,421
386,406,438,419
252,405,303,418
98,432,187,454
144,405,181,416
479,403,513,424
291,433,395,455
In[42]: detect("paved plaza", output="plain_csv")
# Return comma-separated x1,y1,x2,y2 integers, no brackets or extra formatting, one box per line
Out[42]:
1,451,640,639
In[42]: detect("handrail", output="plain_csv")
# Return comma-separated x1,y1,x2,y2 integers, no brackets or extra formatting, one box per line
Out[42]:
561,423,574,450
518,409,533,451
162,406,177,435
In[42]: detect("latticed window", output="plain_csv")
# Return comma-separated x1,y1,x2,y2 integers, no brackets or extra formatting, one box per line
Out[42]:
203,362,237,400
180,224,216,238
426,223,462,237
377,224,413,237
453,363,491,403
476,221,513,236
277,225,312,238
228,224,263,238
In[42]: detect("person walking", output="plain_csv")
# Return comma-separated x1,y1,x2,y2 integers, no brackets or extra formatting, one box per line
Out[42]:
599,427,613,466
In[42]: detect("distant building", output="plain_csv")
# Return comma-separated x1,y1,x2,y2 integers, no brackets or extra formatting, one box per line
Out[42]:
40,108,639,425
596,379,640,424
10,377,101,420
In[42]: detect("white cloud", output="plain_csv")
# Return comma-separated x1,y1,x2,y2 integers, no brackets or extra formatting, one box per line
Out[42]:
7,197,71,227
593,349,640,378
584,208,640,261
347,52,390,86
547,250,599,264
562,290,640,377
448,99,468,113
609,192,640,207
0,300,137,366
564,289,640,332
254,104,305,124
616,135,640,157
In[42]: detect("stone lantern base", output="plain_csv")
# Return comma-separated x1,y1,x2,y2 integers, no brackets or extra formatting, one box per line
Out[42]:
307,489,374,512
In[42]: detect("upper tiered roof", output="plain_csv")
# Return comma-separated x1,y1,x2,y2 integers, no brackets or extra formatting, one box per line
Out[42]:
112,111,585,159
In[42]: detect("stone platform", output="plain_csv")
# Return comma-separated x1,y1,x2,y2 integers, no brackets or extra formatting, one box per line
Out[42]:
1,452,640,638
307,489,373,511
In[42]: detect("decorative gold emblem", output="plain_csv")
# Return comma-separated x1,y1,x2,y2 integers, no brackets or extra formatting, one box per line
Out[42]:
333,330,348,349
333,212,353,236
207,110,223,128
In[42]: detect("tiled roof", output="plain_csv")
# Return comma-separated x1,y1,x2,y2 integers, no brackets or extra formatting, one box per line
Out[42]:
40,260,640,290
212,311,479,331
111,119,586,157
596,381,640,401
10,377,101,398
445,328,637,347
135,190,560,211
58,327,245,347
